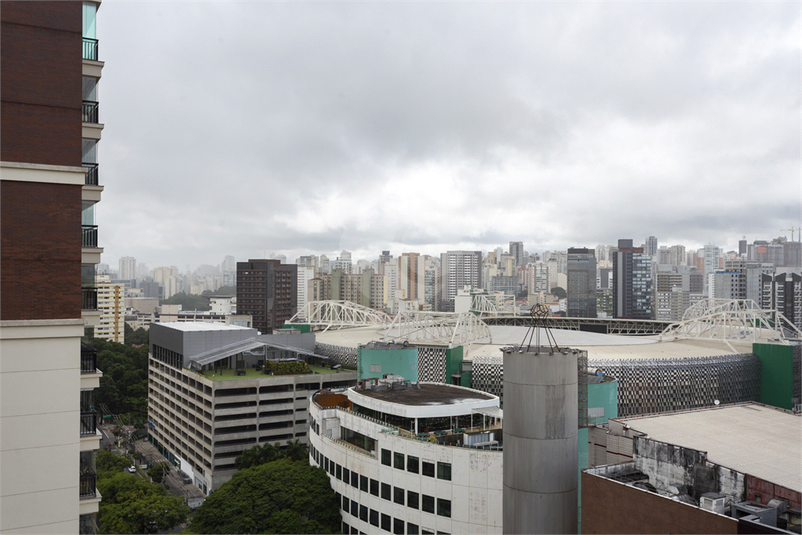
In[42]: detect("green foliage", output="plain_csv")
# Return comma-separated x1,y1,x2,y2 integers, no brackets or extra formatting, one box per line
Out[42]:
95,338,148,416
160,292,211,311
264,360,308,375
550,286,567,300
235,439,309,470
96,451,188,534
187,459,340,534
202,285,235,296
147,462,170,484
124,322,149,346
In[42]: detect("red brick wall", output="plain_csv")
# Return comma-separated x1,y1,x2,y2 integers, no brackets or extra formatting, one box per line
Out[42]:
1,180,82,320
582,471,739,534
747,477,801,510
1,1,82,166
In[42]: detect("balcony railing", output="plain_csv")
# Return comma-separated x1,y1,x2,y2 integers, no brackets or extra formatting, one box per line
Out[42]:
80,472,97,498
82,225,98,248
81,287,97,310
82,100,99,123
80,411,97,435
81,349,97,374
82,162,98,185
82,38,98,61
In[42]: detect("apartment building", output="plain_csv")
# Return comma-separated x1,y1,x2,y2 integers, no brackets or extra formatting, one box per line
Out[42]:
236,259,298,334
1,2,105,532
95,275,124,342
439,251,482,312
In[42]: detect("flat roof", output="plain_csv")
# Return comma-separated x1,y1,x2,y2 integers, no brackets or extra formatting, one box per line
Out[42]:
157,321,252,332
615,403,802,492
356,383,494,406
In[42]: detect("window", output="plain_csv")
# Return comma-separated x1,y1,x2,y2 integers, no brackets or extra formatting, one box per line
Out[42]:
343,467,350,482
336,464,342,480
350,501,358,518
394,518,404,534
422,529,434,535
381,482,391,500
370,478,379,496
394,452,404,469
407,523,419,535
360,505,368,522
394,486,404,505
342,496,349,511
422,461,435,477
351,470,359,488
361,475,368,492
422,494,435,514
343,521,349,534
381,514,391,532
381,449,391,466
437,462,451,481
407,490,419,509
437,498,451,518
370,509,379,527
407,455,419,473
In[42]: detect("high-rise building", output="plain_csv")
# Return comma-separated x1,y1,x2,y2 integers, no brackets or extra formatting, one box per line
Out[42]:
399,252,425,302
702,244,721,296
1,2,104,532
439,251,482,312
236,259,298,334
119,256,136,281
95,275,124,342
567,248,597,318
296,265,316,320
509,241,524,266
668,244,686,266
761,272,802,331
612,239,653,319
644,236,658,257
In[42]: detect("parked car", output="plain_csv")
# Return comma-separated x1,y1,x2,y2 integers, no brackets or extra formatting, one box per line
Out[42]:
126,466,137,474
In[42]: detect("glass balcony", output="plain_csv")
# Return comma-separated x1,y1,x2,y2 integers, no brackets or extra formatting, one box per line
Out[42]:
81,287,97,310
79,472,97,498
82,162,99,185
82,225,98,248
80,411,97,436
82,100,99,123
82,38,98,61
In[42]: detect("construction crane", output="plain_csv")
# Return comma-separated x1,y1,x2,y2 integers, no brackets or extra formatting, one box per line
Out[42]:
781,227,800,241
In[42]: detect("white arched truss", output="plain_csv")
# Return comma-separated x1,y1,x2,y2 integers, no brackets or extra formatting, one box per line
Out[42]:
381,311,492,347
660,298,802,344
286,301,392,332
470,293,517,317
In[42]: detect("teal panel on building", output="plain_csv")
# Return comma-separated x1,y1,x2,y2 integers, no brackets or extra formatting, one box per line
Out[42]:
753,342,794,410
357,344,418,381
445,345,464,381
281,323,311,333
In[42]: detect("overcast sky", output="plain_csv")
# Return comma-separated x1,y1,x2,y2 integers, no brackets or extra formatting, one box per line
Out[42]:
98,1,801,271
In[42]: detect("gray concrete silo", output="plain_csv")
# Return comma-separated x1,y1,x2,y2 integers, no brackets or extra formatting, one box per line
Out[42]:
503,346,579,534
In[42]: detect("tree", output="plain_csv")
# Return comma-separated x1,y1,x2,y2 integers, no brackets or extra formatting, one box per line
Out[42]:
124,323,149,346
147,462,170,484
235,439,309,470
551,286,567,300
187,459,340,534
159,292,211,311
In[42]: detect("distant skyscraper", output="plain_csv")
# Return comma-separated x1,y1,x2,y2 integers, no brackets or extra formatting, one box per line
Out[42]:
567,248,597,318
236,259,297,334
440,251,482,311
645,236,658,257
221,255,236,272
669,245,686,266
612,239,652,319
119,256,136,280
761,272,802,331
509,241,524,266
399,252,425,301
702,244,721,296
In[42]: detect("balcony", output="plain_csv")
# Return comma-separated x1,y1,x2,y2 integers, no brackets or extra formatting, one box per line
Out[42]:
80,411,97,436
81,349,97,374
79,472,97,498
82,38,98,61
82,100,99,123
82,287,97,310
82,225,98,248
83,163,99,185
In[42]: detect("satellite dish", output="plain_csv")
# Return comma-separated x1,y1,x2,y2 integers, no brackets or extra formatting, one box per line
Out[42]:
714,399,720,405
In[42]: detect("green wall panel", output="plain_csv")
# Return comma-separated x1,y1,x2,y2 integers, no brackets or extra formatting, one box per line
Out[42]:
753,343,793,410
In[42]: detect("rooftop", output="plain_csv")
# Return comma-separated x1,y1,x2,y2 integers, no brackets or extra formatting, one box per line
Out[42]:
356,382,495,406
157,321,252,332
614,403,802,492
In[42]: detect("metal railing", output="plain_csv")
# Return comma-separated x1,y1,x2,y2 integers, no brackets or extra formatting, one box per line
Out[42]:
82,100,99,123
82,225,98,248
80,411,97,435
81,287,97,310
82,162,98,185
82,38,98,61
81,349,97,374
79,472,97,498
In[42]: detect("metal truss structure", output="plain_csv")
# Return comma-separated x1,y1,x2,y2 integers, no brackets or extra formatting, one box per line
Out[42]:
482,315,671,335
381,311,493,347
470,293,517,317
286,300,391,332
660,298,802,344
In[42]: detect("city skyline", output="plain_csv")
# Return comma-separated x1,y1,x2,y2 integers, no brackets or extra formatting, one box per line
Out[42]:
96,2,799,268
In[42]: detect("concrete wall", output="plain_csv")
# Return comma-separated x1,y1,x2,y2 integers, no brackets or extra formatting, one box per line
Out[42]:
581,470,739,534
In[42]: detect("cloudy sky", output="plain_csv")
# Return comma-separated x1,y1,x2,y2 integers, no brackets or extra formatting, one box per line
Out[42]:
98,1,801,270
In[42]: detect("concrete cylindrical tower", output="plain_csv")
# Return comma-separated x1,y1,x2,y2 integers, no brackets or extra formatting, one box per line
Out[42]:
503,347,579,534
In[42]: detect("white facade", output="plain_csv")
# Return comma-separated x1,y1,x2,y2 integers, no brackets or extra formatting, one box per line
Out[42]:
309,383,503,534
296,265,316,320
118,256,136,280
95,275,125,342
